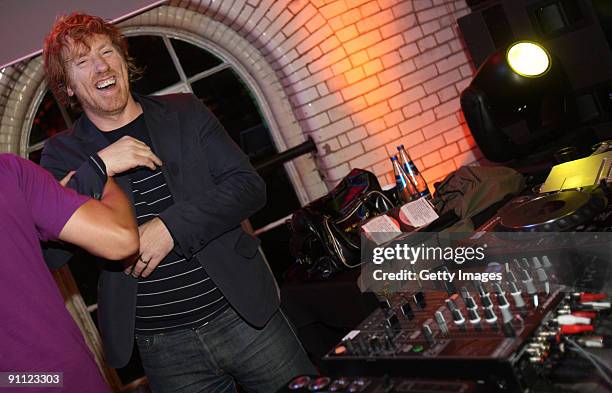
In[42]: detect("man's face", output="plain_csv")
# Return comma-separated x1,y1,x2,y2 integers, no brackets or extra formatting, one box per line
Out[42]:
63,33,130,117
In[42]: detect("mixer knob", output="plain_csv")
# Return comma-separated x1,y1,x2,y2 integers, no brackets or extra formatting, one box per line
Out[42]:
383,323,395,339
328,377,350,392
383,334,396,351
521,257,531,269
541,255,552,268
452,309,465,324
369,336,382,354
443,279,458,296
481,293,493,309
438,266,458,295
379,298,392,311
475,281,488,297
492,282,505,296
288,376,311,390
400,302,414,320
451,309,466,331
385,313,401,334
465,294,478,310
535,268,548,282
468,308,481,325
536,268,550,295
422,323,434,343
497,295,514,323
531,257,542,269
508,281,526,308
308,376,331,391
521,269,537,295
347,378,368,393
460,287,477,309
413,291,426,309
497,292,509,307
484,307,498,324
435,311,449,335
445,296,458,313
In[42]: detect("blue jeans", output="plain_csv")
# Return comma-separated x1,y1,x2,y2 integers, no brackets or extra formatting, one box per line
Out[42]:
135,307,317,393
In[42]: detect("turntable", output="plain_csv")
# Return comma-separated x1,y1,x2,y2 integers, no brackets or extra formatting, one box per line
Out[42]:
475,149,612,232
479,187,610,232
498,189,608,231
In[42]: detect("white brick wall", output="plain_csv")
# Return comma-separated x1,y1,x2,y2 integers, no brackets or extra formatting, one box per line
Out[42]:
3,0,483,196
220,0,480,185
256,0,482,190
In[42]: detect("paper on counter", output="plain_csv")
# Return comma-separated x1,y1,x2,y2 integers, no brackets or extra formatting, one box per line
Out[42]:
399,197,439,228
361,214,401,245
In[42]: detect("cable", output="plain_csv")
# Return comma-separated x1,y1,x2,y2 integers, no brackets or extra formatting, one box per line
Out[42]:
567,347,612,387
567,339,612,375
565,338,612,387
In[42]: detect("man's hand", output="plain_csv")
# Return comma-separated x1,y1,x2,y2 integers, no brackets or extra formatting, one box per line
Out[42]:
98,136,163,176
126,217,174,278
60,171,76,186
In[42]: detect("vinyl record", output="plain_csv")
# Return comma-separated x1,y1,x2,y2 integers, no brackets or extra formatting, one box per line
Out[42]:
498,190,607,231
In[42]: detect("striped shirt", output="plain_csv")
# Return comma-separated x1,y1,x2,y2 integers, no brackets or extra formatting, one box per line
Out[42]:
102,115,229,334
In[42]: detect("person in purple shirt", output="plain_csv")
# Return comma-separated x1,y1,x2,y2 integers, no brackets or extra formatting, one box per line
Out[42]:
0,153,138,393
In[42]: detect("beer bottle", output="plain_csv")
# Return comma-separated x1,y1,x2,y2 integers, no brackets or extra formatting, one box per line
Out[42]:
391,155,417,203
397,145,431,199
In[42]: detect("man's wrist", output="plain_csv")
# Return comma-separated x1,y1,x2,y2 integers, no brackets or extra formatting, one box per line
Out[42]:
157,215,177,248
96,151,115,176
89,153,108,182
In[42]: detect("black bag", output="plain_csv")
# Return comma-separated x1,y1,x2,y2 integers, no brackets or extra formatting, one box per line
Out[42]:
287,168,395,281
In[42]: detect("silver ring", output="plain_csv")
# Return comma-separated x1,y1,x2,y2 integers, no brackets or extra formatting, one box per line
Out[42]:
138,256,151,264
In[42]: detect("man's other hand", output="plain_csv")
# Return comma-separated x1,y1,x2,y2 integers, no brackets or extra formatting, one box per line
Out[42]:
126,217,174,278
60,171,76,186
98,136,163,176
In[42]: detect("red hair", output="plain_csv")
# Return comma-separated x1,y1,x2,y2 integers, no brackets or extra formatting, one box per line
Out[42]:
42,13,138,109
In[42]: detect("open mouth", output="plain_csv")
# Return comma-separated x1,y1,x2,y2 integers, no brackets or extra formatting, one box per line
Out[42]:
96,77,116,90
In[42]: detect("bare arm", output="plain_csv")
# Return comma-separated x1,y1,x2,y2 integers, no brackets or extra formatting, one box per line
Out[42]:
59,177,139,261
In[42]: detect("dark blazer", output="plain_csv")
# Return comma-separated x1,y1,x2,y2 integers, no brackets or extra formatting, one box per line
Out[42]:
41,93,280,368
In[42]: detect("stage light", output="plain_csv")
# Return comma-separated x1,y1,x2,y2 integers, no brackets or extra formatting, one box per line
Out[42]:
506,41,551,77
460,41,572,162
